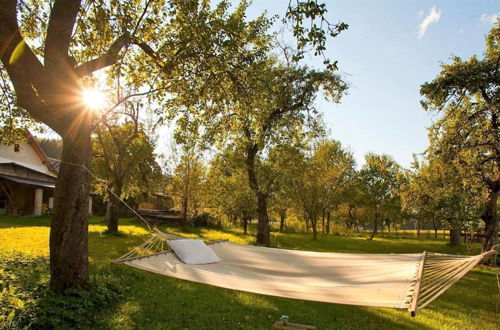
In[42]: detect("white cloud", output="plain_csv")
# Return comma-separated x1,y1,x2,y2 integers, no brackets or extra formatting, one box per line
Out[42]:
418,7,441,39
480,13,499,25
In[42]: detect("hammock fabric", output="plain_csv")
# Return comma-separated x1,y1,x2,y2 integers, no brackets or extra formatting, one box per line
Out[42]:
113,229,496,316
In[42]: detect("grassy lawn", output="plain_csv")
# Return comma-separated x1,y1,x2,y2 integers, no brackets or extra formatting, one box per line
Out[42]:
0,215,498,329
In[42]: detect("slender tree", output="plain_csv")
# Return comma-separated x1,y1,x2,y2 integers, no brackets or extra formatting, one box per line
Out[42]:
359,153,401,240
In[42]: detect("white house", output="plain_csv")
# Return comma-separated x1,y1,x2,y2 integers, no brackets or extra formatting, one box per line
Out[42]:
0,132,92,216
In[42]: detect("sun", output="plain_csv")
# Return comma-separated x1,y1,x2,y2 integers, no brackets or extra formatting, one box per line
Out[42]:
81,88,106,111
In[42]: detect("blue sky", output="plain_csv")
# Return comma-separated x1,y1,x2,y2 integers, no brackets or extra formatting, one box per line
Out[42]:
245,0,499,168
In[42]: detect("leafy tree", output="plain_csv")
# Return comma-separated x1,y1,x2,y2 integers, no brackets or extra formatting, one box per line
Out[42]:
0,0,346,290
199,59,346,245
0,0,267,290
93,112,162,234
313,140,356,234
206,150,256,233
403,156,482,245
359,153,401,240
420,24,499,252
166,142,207,229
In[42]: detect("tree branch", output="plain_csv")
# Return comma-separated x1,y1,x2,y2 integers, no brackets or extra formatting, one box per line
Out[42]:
44,0,82,67
75,34,131,77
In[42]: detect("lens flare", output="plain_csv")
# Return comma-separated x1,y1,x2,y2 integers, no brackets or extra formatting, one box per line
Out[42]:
81,88,106,111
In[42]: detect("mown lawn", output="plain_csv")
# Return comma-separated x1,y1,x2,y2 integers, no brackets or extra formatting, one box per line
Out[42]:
0,215,498,329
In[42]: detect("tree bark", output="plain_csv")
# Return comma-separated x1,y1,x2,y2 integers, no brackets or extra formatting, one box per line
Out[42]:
481,186,498,252
321,210,325,234
304,212,310,232
245,144,270,246
326,212,331,234
243,217,249,235
369,211,378,240
311,214,318,240
279,210,286,233
105,183,122,234
256,192,270,245
50,122,91,292
449,228,461,246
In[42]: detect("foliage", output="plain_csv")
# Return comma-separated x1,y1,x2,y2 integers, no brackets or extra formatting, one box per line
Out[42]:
166,142,208,227
0,251,46,329
420,24,499,250
0,249,125,330
359,153,402,239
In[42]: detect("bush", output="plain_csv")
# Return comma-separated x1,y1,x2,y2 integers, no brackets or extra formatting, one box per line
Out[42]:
0,251,47,329
0,251,124,329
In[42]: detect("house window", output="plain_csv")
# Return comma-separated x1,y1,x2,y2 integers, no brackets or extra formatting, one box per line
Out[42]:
14,144,20,152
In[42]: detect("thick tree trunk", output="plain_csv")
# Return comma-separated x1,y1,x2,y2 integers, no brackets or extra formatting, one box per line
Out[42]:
245,145,270,246
256,192,270,245
449,228,461,246
50,124,91,292
105,183,121,234
481,187,498,253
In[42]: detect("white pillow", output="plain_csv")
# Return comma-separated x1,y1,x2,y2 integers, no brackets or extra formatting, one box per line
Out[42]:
167,239,221,264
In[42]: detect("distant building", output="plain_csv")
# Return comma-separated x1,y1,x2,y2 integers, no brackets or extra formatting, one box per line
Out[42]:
0,132,92,216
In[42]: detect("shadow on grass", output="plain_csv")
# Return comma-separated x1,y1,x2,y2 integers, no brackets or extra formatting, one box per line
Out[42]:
99,267,433,330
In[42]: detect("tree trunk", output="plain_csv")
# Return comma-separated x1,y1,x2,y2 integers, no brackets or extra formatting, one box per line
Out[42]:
256,192,270,245
105,183,121,234
449,228,461,246
50,124,91,292
304,212,310,232
326,212,331,234
416,218,421,238
369,211,378,240
245,145,270,246
279,210,286,233
321,210,325,234
243,217,249,235
311,214,318,240
481,186,498,253
432,218,438,239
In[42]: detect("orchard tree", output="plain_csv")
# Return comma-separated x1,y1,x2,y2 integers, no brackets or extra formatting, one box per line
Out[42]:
0,0,346,290
313,139,356,234
206,150,256,233
167,143,207,229
420,24,499,251
93,110,162,234
199,61,346,245
359,153,401,240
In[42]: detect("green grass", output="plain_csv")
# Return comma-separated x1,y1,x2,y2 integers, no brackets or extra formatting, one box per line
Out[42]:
0,215,498,329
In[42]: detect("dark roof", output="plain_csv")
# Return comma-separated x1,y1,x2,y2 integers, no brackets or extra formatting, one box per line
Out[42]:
0,174,55,188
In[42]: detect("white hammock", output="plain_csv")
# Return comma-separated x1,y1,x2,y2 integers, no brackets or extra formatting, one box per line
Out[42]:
113,229,496,316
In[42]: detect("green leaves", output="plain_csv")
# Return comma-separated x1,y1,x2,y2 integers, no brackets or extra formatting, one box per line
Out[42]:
285,0,348,70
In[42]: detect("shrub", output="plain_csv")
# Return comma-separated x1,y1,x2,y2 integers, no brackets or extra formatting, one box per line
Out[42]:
0,251,124,329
